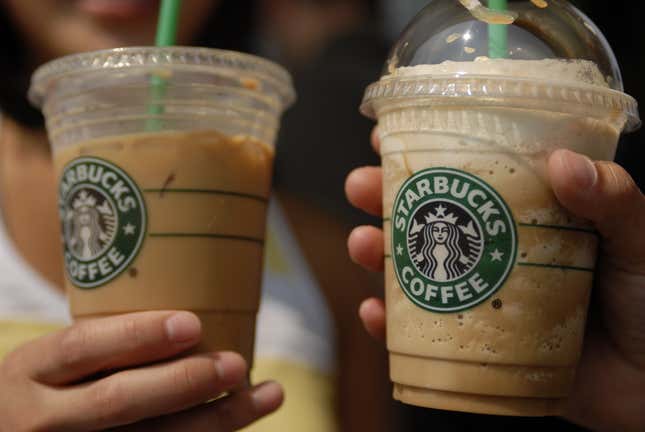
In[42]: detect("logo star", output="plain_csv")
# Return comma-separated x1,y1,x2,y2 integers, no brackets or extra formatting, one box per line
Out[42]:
490,249,504,262
435,204,447,217
396,244,404,256
123,223,136,235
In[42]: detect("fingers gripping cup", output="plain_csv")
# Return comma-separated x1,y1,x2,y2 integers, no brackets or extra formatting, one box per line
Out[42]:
361,0,640,416
30,47,295,366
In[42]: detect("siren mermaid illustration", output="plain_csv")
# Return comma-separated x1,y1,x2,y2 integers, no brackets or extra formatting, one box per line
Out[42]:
421,221,469,281
65,189,117,260
410,204,483,282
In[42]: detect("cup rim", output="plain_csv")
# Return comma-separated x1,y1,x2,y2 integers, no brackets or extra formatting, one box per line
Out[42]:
29,46,296,111
361,73,641,133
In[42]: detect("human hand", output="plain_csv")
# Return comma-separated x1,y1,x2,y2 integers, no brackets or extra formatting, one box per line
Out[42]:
0,311,282,431
345,130,645,431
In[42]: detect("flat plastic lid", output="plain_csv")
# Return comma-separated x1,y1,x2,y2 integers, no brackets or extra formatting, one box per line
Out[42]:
29,46,296,111
361,0,640,132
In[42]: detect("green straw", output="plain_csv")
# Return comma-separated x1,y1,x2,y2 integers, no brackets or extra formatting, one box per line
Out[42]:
156,0,181,46
488,0,509,59
147,0,182,131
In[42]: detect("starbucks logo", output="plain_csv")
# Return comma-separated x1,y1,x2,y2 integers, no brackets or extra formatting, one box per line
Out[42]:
59,157,146,289
392,168,516,313
408,201,484,282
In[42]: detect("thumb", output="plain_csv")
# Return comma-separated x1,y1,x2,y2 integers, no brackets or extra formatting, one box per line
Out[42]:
548,149,645,271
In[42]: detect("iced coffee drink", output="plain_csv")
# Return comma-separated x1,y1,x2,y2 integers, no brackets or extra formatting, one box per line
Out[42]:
53,130,272,361
30,47,295,366
361,1,639,416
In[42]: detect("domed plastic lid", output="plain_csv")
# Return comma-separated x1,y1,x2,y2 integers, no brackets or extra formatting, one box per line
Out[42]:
361,0,640,132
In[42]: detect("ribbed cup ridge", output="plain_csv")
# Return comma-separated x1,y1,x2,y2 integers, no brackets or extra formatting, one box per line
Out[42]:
361,74,640,132
29,47,296,149
30,46,295,110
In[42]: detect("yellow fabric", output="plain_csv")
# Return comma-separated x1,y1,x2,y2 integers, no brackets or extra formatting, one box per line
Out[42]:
246,357,337,432
265,227,290,275
0,321,337,431
0,320,63,359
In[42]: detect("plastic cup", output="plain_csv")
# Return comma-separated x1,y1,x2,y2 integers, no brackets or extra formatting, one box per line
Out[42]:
29,47,295,365
361,0,639,416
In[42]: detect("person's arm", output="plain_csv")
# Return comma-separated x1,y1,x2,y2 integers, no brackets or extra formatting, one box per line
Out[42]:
345,132,645,431
279,192,393,432
0,311,282,431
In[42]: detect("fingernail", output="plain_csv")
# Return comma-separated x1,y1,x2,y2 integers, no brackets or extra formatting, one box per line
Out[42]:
213,352,246,386
165,312,201,343
561,150,598,189
252,381,284,413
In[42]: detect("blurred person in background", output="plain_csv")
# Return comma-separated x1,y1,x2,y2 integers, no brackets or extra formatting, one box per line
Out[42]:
0,0,393,430
0,2,287,430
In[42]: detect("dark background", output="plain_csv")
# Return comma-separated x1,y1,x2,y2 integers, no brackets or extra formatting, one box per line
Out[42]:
275,0,645,228
586,0,645,190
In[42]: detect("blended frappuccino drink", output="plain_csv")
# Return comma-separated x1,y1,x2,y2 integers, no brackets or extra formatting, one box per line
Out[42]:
30,47,295,365
382,59,619,416
361,0,640,416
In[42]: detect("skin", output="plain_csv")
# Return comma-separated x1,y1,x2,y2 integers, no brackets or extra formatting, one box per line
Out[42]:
1,1,392,430
0,311,282,431
4,0,216,60
0,117,63,287
278,192,391,432
345,130,645,432
1,0,216,290
432,223,448,244
0,1,284,429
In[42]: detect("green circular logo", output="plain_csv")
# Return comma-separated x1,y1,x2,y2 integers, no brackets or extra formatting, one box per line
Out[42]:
391,168,517,313
59,157,146,289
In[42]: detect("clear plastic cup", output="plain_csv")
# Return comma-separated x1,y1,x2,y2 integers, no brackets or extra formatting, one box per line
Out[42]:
30,47,296,365
361,0,639,416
